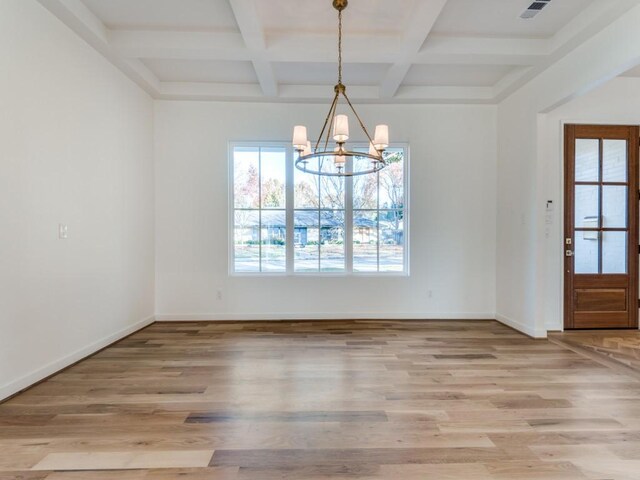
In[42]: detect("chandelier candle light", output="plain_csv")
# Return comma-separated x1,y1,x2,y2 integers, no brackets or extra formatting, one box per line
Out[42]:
292,0,390,177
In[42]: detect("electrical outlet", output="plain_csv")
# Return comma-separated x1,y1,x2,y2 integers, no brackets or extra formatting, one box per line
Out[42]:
58,224,68,239
216,290,222,301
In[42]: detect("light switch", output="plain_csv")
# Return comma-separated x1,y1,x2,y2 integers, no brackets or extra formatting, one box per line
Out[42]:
58,224,68,239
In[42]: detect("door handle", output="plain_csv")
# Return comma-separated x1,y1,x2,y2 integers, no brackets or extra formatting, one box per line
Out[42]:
566,250,574,257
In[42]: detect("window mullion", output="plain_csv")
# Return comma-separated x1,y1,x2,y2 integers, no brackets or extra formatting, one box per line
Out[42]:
258,148,263,272
345,157,354,273
286,147,295,274
377,169,381,272
317,176,321,272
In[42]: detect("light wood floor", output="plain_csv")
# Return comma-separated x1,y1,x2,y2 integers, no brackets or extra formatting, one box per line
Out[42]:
2,320,640,479
549,330,640,374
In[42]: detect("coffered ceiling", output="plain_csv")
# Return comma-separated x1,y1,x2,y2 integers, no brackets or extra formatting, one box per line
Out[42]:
37,0,640,103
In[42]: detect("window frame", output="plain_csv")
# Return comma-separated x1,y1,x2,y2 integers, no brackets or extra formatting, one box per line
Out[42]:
229,141,410,277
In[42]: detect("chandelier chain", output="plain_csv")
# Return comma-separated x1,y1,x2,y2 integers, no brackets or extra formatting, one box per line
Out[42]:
338,8,343,85
292,0,388,178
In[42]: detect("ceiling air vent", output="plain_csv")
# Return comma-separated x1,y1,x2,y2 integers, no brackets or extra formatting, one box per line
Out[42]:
520,0,551,19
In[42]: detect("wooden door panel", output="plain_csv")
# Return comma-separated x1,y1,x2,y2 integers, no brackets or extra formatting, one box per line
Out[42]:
574,289,627,312
573,312,630,329
564,124,639,330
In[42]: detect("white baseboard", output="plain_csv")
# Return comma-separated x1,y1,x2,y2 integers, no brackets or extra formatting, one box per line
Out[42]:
155,312,496,322
0,315,155,402
546,321,563,332
496,313,547,339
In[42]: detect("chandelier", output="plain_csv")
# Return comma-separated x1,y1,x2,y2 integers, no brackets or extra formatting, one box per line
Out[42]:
292,0,390,177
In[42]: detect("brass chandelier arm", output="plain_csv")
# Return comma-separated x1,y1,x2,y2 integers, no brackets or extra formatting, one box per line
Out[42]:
314,91,340,153
342,90,377,150
323,93,340,152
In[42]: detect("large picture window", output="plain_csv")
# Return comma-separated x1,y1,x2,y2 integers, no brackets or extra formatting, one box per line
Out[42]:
231,143,408,275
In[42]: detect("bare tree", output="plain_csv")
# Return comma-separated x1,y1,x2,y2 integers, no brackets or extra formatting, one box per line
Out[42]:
261,178,285,208
235,164,259,208
379,152,404,242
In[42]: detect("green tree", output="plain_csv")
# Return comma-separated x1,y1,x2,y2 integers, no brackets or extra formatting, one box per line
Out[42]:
261,178,285,208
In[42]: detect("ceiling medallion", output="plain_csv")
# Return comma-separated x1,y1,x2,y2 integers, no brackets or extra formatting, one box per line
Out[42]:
292,0,390,177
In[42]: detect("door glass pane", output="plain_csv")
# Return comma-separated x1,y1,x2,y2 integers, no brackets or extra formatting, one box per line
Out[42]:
294,211,319,272
574,232,599,274
260,148,286,209
603,140,627,183
261,211,286,272
575,139,599,182
234,210,259,272
353,211,378,272
602,186,627,228
603,231,627,274
575,185,599,228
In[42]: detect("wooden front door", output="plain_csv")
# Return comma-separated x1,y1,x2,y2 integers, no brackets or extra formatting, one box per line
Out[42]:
564,124,639,329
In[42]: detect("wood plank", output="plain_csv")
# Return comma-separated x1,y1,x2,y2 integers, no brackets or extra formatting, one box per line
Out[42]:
31,451,214,471
0,320,637,478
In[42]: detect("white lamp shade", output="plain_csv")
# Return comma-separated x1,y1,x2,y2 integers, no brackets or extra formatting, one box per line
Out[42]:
369,143,381,159
333,114,349,142
374,124,389,149
293,125,308,149
334,146,345,165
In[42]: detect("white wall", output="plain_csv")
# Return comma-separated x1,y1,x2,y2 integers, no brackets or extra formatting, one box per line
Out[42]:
496,4,640,338
155,101,497,320
0,0,155,400
540,76,640,331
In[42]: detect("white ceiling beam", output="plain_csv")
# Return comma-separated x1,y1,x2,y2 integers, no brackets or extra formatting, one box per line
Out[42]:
110,29,546,66
159,81,263,99
267,32,404,64
416,35,547,65
109,30,250,61
278,84,379,100
549,0,640,51
379,0,449,99
158,82,492,104
491,66,533,97
36,0,160,95
228,0,278,97
396,85,494,103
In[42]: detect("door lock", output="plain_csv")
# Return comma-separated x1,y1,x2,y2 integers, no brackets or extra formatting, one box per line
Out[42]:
566,250,574,257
